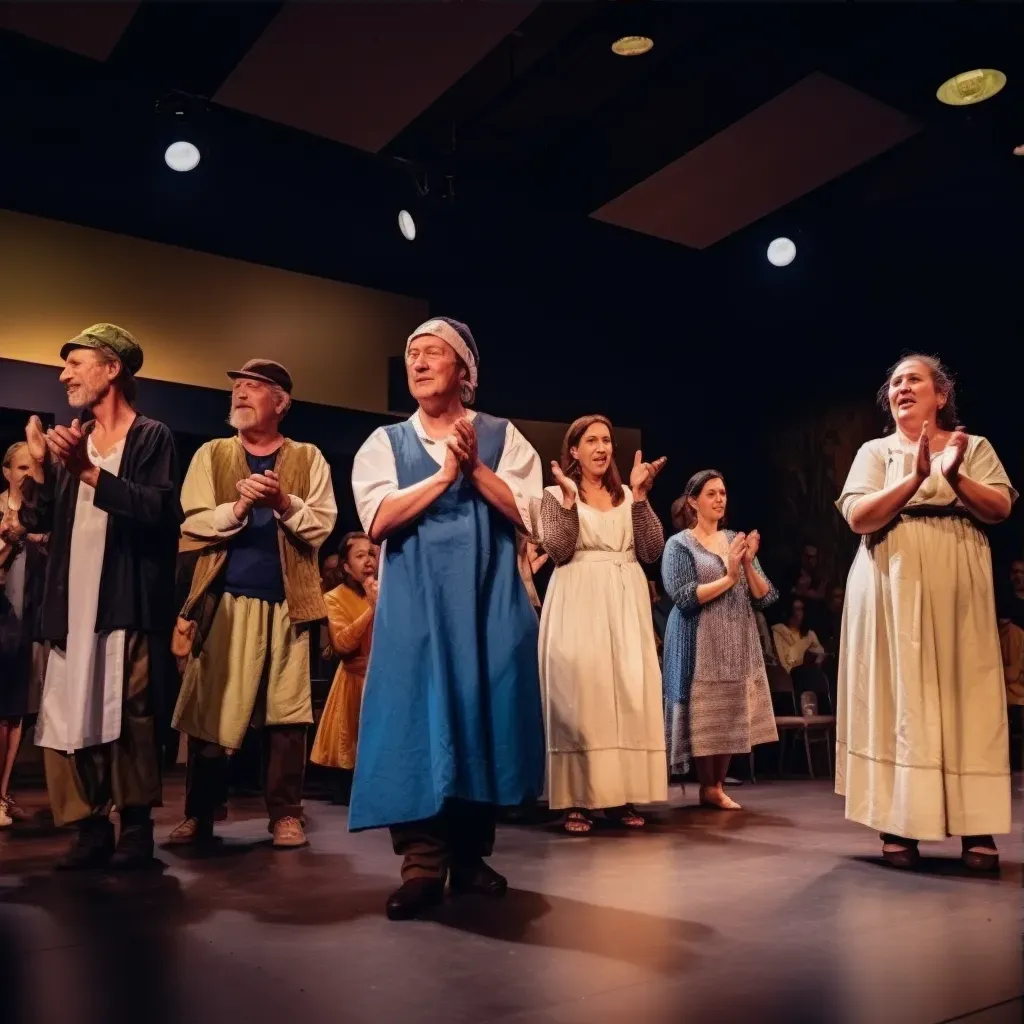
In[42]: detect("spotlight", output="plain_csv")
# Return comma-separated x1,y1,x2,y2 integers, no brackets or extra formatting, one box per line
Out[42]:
164,141,200,172
398,209,416,241
767,237,796,267
611,36,653,57
936,69,1006,106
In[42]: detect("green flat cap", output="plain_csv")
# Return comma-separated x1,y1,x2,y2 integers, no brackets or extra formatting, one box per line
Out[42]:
60,323,144,375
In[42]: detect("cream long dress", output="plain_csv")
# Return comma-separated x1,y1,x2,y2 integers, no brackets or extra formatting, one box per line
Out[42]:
538,485,667,811
836,433,1017,840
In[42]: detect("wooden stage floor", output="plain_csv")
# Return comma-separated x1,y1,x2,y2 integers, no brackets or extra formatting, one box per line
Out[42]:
1,776,1021,1024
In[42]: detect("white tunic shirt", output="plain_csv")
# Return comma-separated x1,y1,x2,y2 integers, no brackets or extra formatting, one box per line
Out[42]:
351,410,541,536
36,438,127,753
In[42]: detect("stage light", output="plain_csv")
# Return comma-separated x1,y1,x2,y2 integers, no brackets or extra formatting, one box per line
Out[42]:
767,237,796,267
611,36,653,57
164,140,200,172
936,69,1006,106
398,209,416,241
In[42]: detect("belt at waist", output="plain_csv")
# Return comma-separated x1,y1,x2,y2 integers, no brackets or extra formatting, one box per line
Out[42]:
569,550,638,565
899,504,972,521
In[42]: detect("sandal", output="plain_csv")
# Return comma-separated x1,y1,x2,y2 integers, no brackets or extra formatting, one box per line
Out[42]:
607,805,646,829
562,810,593,835
880,833,920,870
961,835,999,873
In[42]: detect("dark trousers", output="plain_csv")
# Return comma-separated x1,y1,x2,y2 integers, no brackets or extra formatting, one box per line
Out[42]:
390,799,498,881
184,725,307,825
44,632,162,827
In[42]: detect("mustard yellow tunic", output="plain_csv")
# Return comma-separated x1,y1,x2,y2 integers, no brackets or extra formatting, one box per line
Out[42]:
310,583,373,770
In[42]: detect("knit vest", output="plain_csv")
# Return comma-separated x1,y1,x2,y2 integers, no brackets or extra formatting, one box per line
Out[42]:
181,437,327,625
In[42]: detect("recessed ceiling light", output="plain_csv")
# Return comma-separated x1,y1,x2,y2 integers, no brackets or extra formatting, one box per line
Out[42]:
611,36,653,57
767,237,796,267
936,69,1006,106
164,140,200,172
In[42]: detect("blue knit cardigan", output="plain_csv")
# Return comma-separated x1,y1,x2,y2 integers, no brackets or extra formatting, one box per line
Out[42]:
661,530,777,704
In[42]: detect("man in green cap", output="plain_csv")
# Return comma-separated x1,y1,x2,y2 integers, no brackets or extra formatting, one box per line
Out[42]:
18,323,181,869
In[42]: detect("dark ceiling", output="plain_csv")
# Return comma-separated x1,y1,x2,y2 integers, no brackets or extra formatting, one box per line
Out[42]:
1,1,1022,429
3,2,1021,252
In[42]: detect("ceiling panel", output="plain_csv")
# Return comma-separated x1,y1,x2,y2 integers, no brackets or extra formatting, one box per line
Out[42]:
0,1,138,61
215,1,538,153
591,72,919,250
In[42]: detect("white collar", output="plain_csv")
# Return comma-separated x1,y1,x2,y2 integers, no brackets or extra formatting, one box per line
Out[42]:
410,408,477,444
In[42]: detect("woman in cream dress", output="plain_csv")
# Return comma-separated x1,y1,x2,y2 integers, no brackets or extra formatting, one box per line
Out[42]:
537,415,667,834
836,354,1016,871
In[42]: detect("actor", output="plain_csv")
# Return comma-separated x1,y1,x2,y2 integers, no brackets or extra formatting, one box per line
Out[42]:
19,323,181,868
350,316,544,920
171,359,336,849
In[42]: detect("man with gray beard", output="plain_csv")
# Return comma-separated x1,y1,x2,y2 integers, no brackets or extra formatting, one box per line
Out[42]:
18,323,181,869
170,359,336,849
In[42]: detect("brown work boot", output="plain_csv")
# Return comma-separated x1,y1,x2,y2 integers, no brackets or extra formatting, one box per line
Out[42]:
386,877,445,921
109,813,156,870
165,816,214,846
55,818,115,871
271,815,308,849
450,859,508,897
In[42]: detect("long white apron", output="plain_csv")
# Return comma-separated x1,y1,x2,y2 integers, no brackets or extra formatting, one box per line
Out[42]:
35,438,127,754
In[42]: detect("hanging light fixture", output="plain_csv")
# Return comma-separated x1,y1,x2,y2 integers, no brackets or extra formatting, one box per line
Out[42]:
936,69,1006,106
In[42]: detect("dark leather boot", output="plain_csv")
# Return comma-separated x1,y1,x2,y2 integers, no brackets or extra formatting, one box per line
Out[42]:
385,877,445,921
450,859,508,897
55,817,115,871
109,807,156,870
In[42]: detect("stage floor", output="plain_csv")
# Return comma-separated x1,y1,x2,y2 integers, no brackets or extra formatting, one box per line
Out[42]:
1,777,1021,1024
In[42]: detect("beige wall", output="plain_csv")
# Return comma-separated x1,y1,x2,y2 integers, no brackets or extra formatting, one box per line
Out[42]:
0,210,427,414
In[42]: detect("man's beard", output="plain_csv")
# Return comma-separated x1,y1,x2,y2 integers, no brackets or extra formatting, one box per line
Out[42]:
229,406,258,430
66,382,104,410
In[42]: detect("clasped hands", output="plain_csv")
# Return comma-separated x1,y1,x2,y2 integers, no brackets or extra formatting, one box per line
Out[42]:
235,470,291,517
440,417,479,483
914,420,968,483
726,529,760,582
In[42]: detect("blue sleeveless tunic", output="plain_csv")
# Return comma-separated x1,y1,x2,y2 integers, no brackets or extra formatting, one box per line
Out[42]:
348,412,545,831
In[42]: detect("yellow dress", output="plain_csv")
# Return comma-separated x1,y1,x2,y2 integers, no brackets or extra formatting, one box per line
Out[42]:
310,584,373,770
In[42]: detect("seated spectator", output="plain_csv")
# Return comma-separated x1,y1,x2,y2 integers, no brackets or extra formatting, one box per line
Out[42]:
772,595,831,710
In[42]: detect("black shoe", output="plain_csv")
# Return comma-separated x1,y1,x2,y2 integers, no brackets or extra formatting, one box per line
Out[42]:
55,818,115,871
385,877,445,921
450,860,508,897
109,817,156,870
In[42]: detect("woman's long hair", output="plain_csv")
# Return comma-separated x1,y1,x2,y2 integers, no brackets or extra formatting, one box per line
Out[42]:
676,469,726,530
782,594,809,637
559,414,624,506
876,352,958,433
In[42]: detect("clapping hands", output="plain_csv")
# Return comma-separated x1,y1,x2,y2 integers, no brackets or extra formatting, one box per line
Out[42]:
939,428,968,481
629,451,666,500
235,470,291,515
550,461,578,508
45,418,96,481
726,532,747,582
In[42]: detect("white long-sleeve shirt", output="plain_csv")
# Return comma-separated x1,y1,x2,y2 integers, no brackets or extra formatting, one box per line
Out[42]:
351,410,541,537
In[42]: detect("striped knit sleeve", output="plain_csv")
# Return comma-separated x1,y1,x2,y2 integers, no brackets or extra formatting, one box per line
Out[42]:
539,490,579,566
749,555,778,611
662,536,699,615
631,498,665,564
